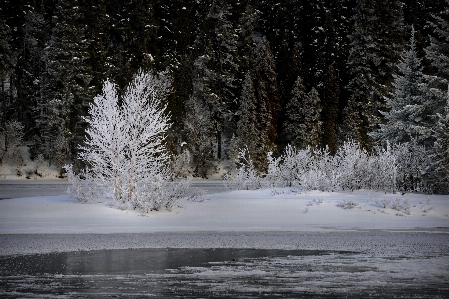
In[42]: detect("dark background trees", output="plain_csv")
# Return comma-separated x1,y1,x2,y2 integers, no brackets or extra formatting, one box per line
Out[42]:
0,0,447,188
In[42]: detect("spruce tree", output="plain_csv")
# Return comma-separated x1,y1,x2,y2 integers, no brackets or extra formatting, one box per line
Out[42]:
283,77,322,149
432,88,449,194
0,18,13,128
343,0,405,147
321,66,340,153
283,76,307,148
305,87,322,148
424,0,449,117
342,0,378,146
20,8,49,151
191,0,239,160
236,72,270,173
251,33,280,153
371,27,431,145
39,0,93,170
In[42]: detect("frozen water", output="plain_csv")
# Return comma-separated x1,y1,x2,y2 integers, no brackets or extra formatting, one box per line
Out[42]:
1,246,448,298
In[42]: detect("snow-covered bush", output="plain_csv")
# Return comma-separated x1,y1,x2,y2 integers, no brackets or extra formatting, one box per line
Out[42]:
64,164,102,202
34,154,45,177
171,148,193,179
335,141,370,191
370,143,397,193
226,140,434,195
337,199,359,209
264,151,284,189
303,146,338,192
131,176,195,212
392,140,432,193
224,147,260,190
65,70,191,213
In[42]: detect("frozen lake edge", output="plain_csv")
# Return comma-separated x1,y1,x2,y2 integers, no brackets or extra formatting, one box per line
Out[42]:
1,229,448,257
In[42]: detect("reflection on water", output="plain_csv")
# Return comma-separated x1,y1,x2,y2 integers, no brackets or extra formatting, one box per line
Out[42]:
1,248,448,298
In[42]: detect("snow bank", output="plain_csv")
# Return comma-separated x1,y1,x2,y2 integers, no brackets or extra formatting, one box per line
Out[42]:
0,189,448,234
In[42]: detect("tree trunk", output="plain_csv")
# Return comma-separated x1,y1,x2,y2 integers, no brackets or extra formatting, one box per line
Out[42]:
216,126,221,160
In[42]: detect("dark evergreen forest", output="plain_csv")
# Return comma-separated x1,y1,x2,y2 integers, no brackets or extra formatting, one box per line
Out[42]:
1,0,448,192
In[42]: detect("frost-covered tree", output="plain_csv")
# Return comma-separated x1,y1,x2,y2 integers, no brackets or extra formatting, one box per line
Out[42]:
371,27,431,145
78,80,129,201
184,43,218,178
343,0,405,147
184,94,215,178
283,77,322,149
18,8,49,140
0,18,13,126
283,76,307,148
75,70,172,205
432,88,449,194
189,0,239,160
236,72,270,173
39,0,93,169
321,65,340,153
0,120,25,164
252,34,280,153
424,1,449,118
121,71,172,201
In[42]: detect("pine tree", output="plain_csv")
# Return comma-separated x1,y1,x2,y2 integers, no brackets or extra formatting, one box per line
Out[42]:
183,94,215,178
20,8,49,152
342,0,379,146
155,0,195,154
107,0,158,88
321,65,340,153
283,77,322,149
283,77,307,148
343,0,405,147
236,72,270,173
424,0,449,117
432,87,449,194
371,27,431,145
0,18,13,128
251,33,280,153
39,0,93,170
82,0,111,94
191,0,239,160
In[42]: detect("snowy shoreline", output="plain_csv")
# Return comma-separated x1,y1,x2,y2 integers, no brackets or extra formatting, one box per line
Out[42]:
1,182,448,256
1,229,449,257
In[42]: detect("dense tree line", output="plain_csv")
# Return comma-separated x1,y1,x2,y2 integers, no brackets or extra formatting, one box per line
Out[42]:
0,0,448,193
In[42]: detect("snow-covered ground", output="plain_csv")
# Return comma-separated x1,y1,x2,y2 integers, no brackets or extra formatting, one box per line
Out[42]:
1,182,448,297
1,186,448,235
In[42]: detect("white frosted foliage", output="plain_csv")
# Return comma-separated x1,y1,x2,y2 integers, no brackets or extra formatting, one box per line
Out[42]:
65,70,188,212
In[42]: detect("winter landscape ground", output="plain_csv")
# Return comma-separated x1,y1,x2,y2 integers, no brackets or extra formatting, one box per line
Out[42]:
1,178,449,298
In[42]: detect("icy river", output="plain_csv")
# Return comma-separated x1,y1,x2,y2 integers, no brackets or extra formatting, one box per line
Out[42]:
1,231,449,298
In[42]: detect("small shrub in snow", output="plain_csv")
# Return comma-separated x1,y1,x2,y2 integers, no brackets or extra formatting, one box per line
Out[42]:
34,154,45,177
380,198,391,209
392,198,402,211
130,175,192,212
64,164,101,202
224,147,260,190
402,199,411,215
309,198,323,206
225,140,435,196
337,199,359,209
171,148,193,179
